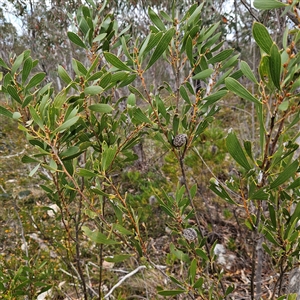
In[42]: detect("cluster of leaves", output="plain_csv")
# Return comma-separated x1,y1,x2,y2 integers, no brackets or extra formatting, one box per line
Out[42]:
0,0,299,299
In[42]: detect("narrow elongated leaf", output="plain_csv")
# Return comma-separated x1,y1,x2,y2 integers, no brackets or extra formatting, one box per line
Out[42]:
192,69,214,80
29,106,44,129
26,73,46,90
132,108,152,124
187,2,204,26
58,65,72,84
104,254,132,263
158,290,185,296
54,116,79,133
270,160,299,189
104,52,132,71
7,85,22,104
207,49,234,64
84,86,103,95
179,86,191,104
186,36,193,64
77,168,97,177
82,226,119,245
202,90,228,109
11,52,24,75
148,7,166,31
102,145,117,171
269,43,281,89
254,0,287,10
53,89,67,109
89,104,113,113
0,105,13,118
0,57,9,69
240,61,258,84
225,77,261,105
226,131,251,171
146,28,175,70
22,57,33,83
67,32,87,48
252,22,273,54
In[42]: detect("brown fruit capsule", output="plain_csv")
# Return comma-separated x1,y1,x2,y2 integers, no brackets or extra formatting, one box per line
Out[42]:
172,134,187,148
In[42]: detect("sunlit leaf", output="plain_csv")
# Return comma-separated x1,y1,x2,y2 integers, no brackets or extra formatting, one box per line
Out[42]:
225,77,261,105
254,0,287,10
252,22,273,54
146,28,175,70
104,52,133,71
82,226,119,244
26,72,46,90
269,43,281,89
270,160,298,189
148,7,166,31
0,106,13,118
226,131,251,171
192,69,214,80
58,65,72,84
89,104,113,113
67,31,87,48
240,61,258,84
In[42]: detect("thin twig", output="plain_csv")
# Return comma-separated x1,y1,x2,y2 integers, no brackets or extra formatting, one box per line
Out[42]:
104,265,146,299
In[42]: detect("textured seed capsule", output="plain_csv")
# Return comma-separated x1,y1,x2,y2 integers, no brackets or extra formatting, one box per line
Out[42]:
172,134,187,148
182,228,197,241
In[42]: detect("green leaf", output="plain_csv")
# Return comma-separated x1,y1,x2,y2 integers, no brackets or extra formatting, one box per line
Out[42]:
240,61,258,84
26,72,46,90
209,177,236,205
207,49,234,64
67,31,87,48
29,164,40,177
226,131,251,171
158,290,185,296
7,85,22,104
104,254,132,263
225,77,261,105
22,57,33,83
58,65,72,84
252,22,273,54
84,86,103,95
253,0,287,10
179,86,191,104
186,2,204,26
0,106,13,118
132,107,152,124
146,28,175,70
192,69,214,80
11,52,24,74
202,90,228,109
53,89,67,109
195,248,209,261
102,144,117,171
0,57,9,69
112,223,133,236
186,36,193,64
270,160,298,189
29,106,44,129
148,7,166,31
89,104,113,113
82,226,119,245
77,168,97,177
54,116,79,133
269,43,281,89
93,33,107,43
104,52,133,71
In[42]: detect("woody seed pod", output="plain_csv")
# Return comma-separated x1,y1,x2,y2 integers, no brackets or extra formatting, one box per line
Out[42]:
183,228,197,241
172,134,187,148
